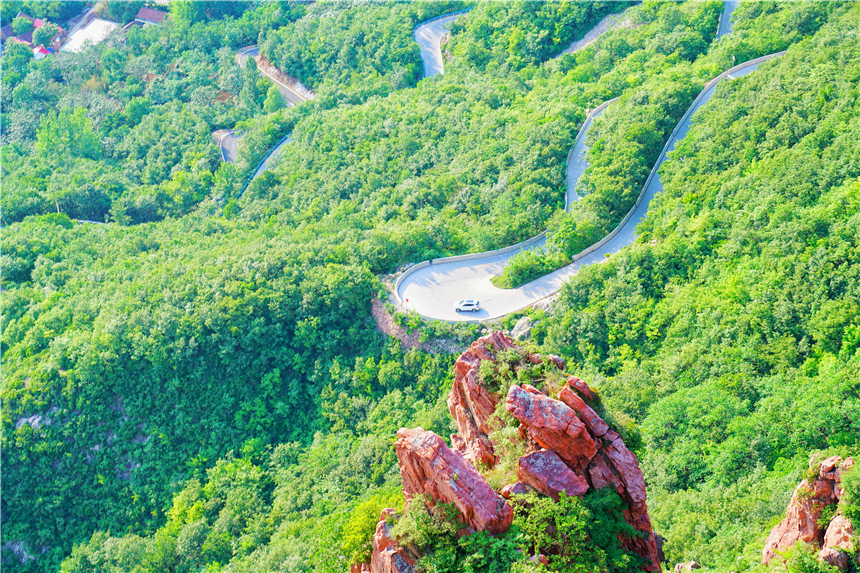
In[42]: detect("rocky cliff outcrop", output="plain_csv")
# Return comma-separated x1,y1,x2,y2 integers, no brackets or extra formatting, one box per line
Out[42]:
368,332,660,573
395,427,513,535
367,508,415,573
762,455,856,570
447,331,517,467
506,379,658,569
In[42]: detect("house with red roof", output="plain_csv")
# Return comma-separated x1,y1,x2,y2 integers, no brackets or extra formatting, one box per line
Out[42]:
3,12,66,51
134,8,167,26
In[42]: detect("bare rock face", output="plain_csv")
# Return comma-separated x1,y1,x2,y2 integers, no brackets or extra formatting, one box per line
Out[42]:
762,456,855,564
517,449,589,500
499,481,532,499
527,352,565,370
506,381,659,571
511,316,533,340
395,428,513,535
818,514,856,570
447,332,518,467
370,509,415,573
506,384,598,465
566,375,594,401
673,562,701,573
823,514,856,551
818,548,849,571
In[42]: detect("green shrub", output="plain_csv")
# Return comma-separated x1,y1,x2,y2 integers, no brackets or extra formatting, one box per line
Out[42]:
840,464,860,524
492,247,570,290
342,490,405,565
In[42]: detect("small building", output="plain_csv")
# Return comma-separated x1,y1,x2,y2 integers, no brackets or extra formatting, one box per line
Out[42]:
11,30,34,47
2,12,66,51
33,45,51,60
61,18,118,53
0,24,14,42
134,8,167,26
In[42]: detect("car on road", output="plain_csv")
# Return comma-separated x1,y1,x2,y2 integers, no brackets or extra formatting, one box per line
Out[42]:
454,300,480,312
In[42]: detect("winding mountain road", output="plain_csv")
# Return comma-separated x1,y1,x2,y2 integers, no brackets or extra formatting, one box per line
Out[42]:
414,12,469,78
236,46,306,106
396,2,779,322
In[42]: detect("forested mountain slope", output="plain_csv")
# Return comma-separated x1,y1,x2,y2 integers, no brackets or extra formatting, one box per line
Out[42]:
1,1,858,572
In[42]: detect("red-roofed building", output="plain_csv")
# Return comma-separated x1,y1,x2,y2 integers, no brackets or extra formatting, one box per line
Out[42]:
33,45,51,60
3,11,65,51
134,8,167,26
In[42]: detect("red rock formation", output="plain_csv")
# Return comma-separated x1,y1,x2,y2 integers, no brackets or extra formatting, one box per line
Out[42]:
447,332,518,467
819,548,849,571
506,381,659,571
369,508,415,573
823,514,856,552
506,384,598,465
762,456,855,564
517,449,589,500
394,332,660,571
395,428,513,535
500,481,532,499
527,352,565,370
566,375,594,401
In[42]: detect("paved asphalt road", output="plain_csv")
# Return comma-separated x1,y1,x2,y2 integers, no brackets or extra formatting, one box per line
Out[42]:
414,14,466,78
216,130,242,163
398,2,775,322
717,1,738,38
236,46,305,106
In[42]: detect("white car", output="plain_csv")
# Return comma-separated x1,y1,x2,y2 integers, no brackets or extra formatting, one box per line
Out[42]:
454,299,480,312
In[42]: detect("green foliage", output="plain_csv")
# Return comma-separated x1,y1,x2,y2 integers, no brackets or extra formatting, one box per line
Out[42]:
4,2,859,572
35,107,102,163
840,464,860,524
12,15,33,35
0,1,86,27
513,490,643,573
391,496,522,573
32,22,60,48
446,2,627,72
262,85,284,114
263,2,467,102
543,4,860,568
770,542,841,573
342,490,405,565
492,246,569,290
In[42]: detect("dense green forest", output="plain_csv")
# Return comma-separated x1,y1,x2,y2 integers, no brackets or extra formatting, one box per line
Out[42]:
2,1,859,572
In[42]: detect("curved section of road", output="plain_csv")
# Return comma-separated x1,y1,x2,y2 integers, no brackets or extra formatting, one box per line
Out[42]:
414,11,470,78
237,46,306,106
398,3,782,322
717,1,738,38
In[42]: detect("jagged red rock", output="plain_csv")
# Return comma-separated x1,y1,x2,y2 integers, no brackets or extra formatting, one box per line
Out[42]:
396,332,661,571
819,514,855,570
499,481,532,499
395,427,513,535
370,508,415,573
565,375,594,401
447,332,518,467
527,352,564,370
762,456,855,564
507,380,659,571
518,449,589,500
506,384,598,466
558,386,609,437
